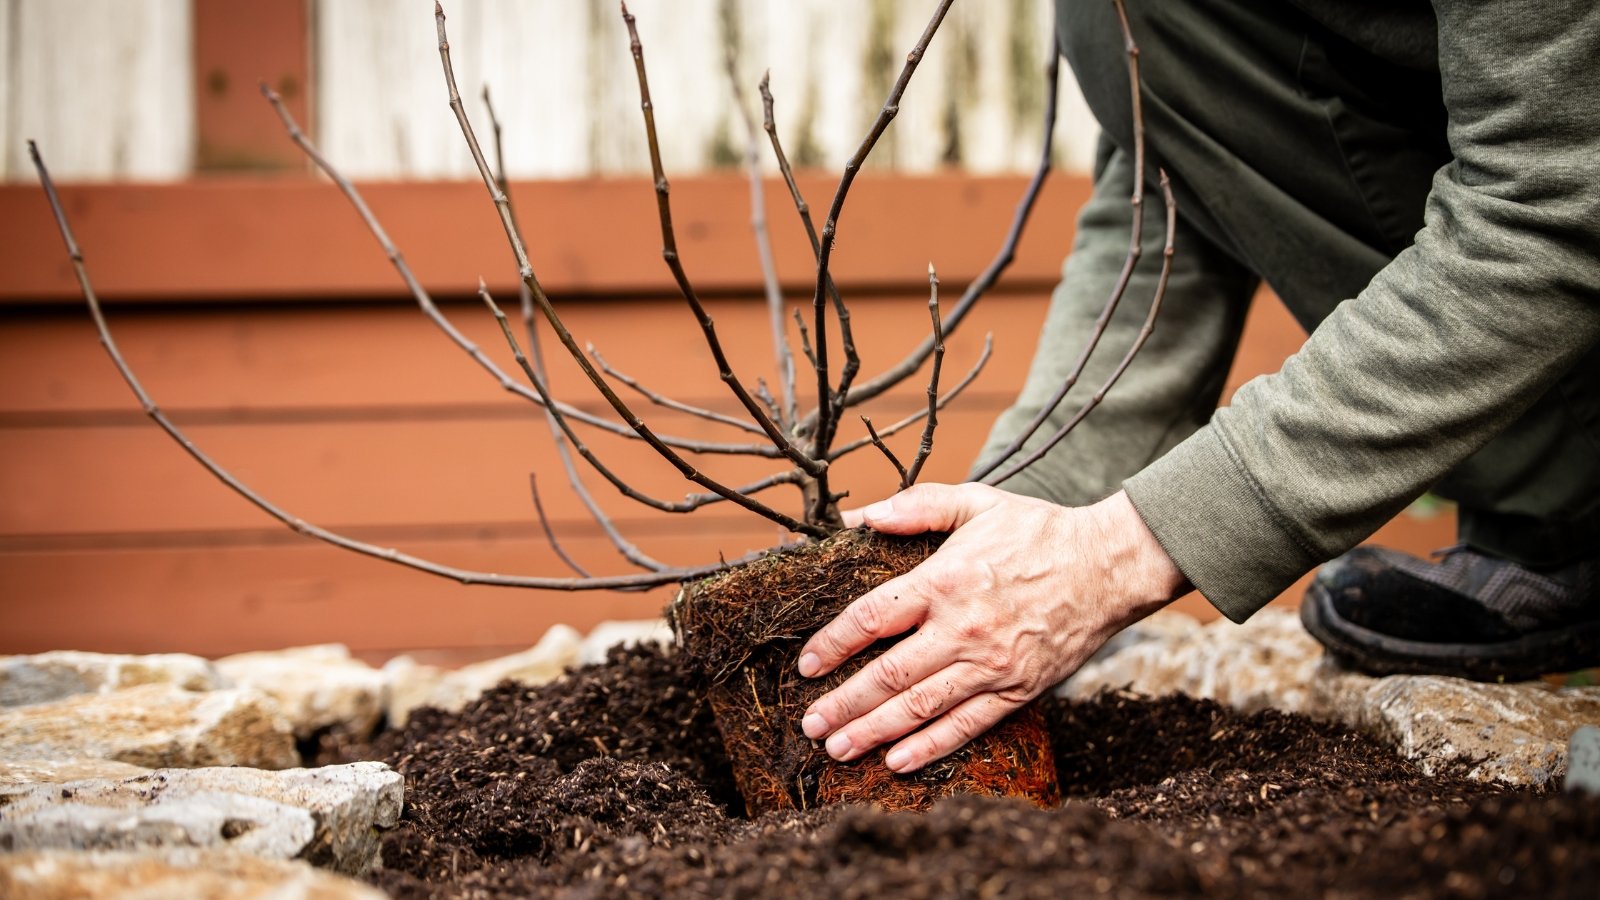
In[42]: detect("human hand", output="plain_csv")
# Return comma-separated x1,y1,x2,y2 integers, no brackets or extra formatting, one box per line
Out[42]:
797,483,1186,773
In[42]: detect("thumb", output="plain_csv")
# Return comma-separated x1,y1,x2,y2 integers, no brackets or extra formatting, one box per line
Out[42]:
852,482,1005,535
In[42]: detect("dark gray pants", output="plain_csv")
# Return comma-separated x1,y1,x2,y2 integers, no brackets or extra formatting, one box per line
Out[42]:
978,0,1600,567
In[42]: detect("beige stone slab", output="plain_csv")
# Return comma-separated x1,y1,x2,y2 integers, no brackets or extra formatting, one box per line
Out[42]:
0,849,388,900
0,683,298,770
1,651,220,708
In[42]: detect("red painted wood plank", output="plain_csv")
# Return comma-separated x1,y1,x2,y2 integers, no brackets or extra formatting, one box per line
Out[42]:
1,174,1090,304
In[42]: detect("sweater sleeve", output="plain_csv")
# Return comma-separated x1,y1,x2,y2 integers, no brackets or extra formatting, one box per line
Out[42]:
1123,0,1600,621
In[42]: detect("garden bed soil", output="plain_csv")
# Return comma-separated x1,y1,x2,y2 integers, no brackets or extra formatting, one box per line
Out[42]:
325,643,1600,899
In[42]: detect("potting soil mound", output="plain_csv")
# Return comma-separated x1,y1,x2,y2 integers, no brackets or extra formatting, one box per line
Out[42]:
353,644,1600,899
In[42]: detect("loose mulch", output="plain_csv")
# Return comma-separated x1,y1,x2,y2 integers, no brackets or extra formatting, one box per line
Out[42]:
338,644,1600,899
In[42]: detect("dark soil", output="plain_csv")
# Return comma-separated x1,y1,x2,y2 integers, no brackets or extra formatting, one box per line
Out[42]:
336,643,1600,899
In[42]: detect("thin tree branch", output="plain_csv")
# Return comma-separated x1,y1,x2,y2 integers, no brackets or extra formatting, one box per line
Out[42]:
529,473,591,577
829,334,993,460
29,139,718,592
988,170,1176,486
757,72,858,436
904,263,943,487
257,84,779,459
481,87,674,575
753,378,783,426
861,416,909,487
588,344,764,435
435,3,826,538
793,308,819,372
805,0,957,526
620,4,824,477
808,24,1063,427
479,281,804,522
723,20,797,428
972,0,1150,483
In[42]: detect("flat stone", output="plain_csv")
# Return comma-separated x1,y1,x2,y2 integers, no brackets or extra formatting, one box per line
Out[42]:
0,651,219,708
217,645,386,742
577,618,673,666
0,849,388,899
0,762,402,874
385,624,581,725
1061,609,1324,715
0,759,151,787
1314,665,1600,787
0,683,298,770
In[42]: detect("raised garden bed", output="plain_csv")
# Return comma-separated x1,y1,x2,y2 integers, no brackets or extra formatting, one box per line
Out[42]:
327,643,1600,899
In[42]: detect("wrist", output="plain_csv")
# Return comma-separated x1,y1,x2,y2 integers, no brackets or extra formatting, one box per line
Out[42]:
1090,490,1190,614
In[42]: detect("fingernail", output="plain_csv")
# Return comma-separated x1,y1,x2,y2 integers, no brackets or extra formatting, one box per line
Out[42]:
801,713,828,739
825,732,853,760
860,500,895,525
797,653,821,677
885,747,913,772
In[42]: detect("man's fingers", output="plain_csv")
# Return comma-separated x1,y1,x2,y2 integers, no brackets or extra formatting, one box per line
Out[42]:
882,693,1022,774
801,635,959,751
813,662,983,760
852,482,1006,536
798,575,929,678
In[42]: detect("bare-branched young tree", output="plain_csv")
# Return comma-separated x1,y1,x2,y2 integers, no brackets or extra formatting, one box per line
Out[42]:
30,0,1173,594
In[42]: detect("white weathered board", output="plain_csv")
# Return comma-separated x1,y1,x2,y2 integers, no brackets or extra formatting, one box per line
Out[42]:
2,0,1099,182
2,0,193,181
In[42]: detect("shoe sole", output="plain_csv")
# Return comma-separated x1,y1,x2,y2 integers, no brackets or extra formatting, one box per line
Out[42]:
1301,582,1600,682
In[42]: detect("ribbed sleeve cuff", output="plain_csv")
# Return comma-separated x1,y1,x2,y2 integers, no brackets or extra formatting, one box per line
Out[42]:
1122,424,1322,623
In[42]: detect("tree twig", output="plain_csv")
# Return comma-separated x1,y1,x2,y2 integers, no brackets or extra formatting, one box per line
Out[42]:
723,14,797,428
793,308,819,372
988,170,1176,486
805,0,957,527
861,416,909,487
620,4,824,477
974,0,1158,483
479,281,802,519
757,72,857,436
482,85,670,574
435,3,826,537
904,263,943,487
29,139,720,592
529,473,591,577
258,83,779,459
808,23,1063,427
589,344,764,435
829,334,992,460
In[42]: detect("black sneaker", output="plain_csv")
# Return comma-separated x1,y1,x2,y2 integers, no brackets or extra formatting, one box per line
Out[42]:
1301,545,1600,682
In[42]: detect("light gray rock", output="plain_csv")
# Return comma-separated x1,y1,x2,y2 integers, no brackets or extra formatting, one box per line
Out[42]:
1567,726,1600,795
1314,664,1600,787
217,645,386,742
0,762,402,875
0,792,317,862
577,619,673,666
0,651,219,708
385,623,581,725
0,759,151,787
0,849,389,900
0,683,298,770
1061,609,1324,714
